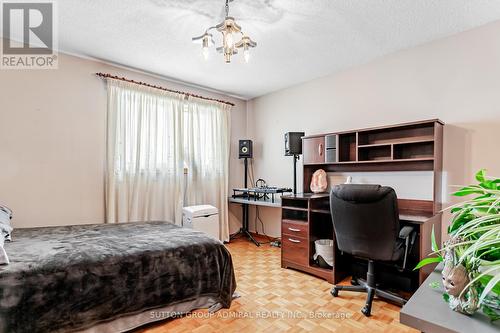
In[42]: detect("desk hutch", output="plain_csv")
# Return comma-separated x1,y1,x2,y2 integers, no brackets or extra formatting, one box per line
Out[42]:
281,119,444,291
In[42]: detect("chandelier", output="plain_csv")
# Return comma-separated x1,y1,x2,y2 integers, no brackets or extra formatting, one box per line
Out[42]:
192,0,257,63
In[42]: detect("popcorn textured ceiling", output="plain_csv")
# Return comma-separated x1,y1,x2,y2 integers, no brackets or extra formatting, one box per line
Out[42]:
14,0,500,98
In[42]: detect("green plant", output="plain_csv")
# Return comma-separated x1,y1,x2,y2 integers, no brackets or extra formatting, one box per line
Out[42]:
416,169,500,321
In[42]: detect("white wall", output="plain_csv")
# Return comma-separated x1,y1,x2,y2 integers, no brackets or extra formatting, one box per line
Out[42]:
245,21,500,238
0,40,247,231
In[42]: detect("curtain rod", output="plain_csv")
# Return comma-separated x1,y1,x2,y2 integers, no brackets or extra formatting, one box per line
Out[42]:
95,73,235,107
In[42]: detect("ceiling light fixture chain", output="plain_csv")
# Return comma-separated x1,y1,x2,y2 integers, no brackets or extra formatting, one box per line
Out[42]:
192,0,257,63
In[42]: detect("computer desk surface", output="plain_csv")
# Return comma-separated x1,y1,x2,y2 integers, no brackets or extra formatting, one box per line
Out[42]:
399,211,435,223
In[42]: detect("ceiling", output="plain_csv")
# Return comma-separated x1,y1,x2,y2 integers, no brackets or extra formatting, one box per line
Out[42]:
7,0,500,99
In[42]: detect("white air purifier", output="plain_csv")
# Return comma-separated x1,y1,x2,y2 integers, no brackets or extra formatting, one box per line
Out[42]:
182,205,219,240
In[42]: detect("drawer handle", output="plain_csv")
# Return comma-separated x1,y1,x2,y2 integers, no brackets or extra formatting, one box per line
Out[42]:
318,143,323,156
288,238,301,243
288,227,301,232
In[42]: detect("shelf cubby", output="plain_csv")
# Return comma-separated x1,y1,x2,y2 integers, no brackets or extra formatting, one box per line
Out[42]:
358,145,392,161
282,208,308,222
338,133,357,162
393,141,434,160
281,197,308,210
357,123,435,146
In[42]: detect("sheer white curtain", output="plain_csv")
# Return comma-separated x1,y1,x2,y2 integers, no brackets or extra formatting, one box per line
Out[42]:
105,79,232,241
184,99,231,242
105,79,185,224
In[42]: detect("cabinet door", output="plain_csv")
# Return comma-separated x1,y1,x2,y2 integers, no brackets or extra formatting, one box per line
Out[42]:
303,137,325,164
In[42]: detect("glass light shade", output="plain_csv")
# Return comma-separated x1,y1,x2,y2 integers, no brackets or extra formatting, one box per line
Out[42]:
243,48,250,63
202,36,210,60
224,32,234,48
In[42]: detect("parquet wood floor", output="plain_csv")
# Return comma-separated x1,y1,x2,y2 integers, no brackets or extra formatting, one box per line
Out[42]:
137,238,418,333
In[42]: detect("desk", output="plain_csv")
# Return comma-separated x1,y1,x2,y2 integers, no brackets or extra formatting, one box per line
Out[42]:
280,194,441,288
228,196,282,246
401,264,500,333
228,197,282,208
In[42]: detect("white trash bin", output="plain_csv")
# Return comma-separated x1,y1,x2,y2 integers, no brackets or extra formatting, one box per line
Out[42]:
313,239,334,268
182,205,219,240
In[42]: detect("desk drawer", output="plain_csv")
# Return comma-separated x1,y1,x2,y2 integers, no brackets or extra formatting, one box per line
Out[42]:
282,220,308,239
282,236,308,266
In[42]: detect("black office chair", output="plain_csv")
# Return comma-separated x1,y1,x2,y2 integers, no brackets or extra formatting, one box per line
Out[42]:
329,184,415,316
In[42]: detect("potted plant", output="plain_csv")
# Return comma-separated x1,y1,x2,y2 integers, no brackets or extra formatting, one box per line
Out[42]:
415,169,500,321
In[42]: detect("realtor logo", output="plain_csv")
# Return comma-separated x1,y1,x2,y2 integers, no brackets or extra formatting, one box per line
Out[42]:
1,1,58,69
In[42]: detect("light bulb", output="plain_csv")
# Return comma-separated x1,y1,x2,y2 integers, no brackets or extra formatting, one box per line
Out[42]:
202,36,210,60
244,48,250,63
224,49,232,63
225,33,234,48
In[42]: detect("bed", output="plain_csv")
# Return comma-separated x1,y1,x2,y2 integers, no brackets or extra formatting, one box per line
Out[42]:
0,221,236,333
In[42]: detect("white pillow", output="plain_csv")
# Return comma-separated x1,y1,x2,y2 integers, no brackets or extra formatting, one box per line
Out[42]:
0,207,12,264
0,207,12,241
0,236,8,265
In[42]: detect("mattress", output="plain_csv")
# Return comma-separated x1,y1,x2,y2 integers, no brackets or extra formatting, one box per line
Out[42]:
0,221,236,333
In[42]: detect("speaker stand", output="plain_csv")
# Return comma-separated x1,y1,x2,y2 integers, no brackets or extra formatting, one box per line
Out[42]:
293,154,299,194
230,158,260,246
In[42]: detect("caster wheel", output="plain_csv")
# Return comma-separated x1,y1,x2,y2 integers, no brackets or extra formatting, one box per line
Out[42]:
361,305,371,317
331,288,339,297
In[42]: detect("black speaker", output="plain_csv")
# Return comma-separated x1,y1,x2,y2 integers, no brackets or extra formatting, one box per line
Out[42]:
285,132,305,156
239,140,253,159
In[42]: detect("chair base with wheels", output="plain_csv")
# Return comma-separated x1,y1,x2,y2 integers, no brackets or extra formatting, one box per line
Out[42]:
330,260,407,316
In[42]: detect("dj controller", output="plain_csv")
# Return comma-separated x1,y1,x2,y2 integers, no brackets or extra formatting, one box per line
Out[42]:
232,186,292,203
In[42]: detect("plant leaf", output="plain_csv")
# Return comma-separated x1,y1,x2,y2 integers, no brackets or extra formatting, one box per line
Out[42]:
482,305,500,322
431,226,439,252
480,180,497,190
476,169,487,183
479,274,500,305
414,256,443,270
479,275,500,295
454,186,485,197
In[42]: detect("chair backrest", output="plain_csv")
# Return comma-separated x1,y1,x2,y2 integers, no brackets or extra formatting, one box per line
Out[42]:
330,184,400,261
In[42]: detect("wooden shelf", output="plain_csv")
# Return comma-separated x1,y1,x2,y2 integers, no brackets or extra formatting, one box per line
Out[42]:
309,264,333,273
310,209,330,214
392,157,434,162
305,157,434,166
282,219,308,224
282,206,308,212
359,136,435,146
357,138,434,149
392,138,435,145
282,219,308,226
357,142,392,148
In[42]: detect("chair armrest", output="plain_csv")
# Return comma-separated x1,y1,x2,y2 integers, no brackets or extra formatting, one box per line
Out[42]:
399,226,414,239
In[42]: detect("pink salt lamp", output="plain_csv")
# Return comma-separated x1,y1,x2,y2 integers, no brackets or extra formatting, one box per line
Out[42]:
310,169,328,193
